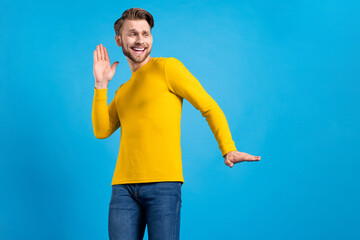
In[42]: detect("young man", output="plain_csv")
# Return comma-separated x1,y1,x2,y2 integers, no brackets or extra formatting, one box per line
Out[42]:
92,7,261,240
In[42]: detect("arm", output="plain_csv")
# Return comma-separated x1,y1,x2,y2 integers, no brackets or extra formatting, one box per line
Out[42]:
91,87,120,139
91,44,120,139
163,57,237,157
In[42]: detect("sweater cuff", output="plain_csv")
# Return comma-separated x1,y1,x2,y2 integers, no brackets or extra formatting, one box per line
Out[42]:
221,142,237,158
94,87,108,100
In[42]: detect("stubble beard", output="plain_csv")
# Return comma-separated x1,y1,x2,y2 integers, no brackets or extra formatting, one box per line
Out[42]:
122,45,151,63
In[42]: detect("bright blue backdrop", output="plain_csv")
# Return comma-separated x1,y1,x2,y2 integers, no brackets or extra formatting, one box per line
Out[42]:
1,0,359,239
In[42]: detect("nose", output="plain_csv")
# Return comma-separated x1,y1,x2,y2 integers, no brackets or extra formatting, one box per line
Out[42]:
135,35,145,45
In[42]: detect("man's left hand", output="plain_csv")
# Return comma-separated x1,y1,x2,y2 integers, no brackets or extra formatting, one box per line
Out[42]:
224,151,261,168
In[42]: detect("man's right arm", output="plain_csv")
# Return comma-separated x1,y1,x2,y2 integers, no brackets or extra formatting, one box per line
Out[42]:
92,44,120,139
91,87,120,139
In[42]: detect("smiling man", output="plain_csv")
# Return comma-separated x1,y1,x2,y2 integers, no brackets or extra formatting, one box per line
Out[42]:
92,7,261,240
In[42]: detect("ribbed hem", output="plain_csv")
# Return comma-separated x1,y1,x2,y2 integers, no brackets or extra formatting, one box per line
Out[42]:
111,177,185,185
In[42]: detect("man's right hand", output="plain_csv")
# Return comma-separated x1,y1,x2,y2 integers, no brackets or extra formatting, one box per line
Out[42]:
93,44,119,89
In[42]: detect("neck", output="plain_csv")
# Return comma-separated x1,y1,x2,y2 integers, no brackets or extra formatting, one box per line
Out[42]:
128,56,153,73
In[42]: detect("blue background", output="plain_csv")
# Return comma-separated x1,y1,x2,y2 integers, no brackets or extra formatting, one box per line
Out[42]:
1,0,359,239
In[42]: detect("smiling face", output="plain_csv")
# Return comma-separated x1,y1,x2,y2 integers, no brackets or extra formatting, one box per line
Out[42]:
116,19,153,65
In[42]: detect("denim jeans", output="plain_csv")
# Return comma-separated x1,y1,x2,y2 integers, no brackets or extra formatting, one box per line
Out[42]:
108,181,183,240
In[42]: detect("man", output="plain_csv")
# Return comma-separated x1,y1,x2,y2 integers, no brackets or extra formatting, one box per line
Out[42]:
92,7,261,240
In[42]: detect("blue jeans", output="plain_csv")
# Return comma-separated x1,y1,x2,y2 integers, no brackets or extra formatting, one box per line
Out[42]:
108,181,183,240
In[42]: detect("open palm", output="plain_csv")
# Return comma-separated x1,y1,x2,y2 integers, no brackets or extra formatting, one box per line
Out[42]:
93,44,119,83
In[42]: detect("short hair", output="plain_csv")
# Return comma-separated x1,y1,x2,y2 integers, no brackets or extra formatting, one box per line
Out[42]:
114,8,154,37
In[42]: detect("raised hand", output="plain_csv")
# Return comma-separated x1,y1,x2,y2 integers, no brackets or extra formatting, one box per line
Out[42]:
93,44,119,88
224,151,261,168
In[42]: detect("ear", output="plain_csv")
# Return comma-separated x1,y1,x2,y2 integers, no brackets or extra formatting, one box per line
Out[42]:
115,35,122,47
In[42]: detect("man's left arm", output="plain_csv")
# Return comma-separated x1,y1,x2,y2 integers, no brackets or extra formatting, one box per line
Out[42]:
163,57,237,156
163,57,261,166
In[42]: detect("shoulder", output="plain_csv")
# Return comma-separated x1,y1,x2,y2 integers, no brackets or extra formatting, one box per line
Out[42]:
115,83,124,94
149,57,185,73
162,57,186,70
166,57,182,63
154,57,183,64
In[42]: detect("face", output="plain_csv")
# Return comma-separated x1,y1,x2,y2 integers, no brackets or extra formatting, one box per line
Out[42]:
117,19,153,63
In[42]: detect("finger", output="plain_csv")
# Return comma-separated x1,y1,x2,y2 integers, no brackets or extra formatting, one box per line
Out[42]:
97,45,102,60
104,46,108,61
225,158,233,168
93,50,98,63
243,153,257,160
246,157,260,161
246,153,255,159
112,61,119,70
100,44,105,60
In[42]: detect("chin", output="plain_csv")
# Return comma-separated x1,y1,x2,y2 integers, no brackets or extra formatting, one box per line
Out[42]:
133,53,150,63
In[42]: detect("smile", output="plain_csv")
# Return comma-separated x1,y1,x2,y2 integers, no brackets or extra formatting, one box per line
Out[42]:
131,47,146,55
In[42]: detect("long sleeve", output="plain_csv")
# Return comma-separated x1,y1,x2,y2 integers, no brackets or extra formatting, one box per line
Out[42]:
91,87,120,139
163,57,237,157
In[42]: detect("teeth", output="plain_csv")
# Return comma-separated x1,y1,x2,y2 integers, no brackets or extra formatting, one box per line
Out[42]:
133,48,144,50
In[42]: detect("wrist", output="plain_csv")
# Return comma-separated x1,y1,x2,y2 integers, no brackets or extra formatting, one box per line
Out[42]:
95,82,108,89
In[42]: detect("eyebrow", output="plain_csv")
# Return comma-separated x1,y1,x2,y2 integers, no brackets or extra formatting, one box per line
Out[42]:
128,28,150,33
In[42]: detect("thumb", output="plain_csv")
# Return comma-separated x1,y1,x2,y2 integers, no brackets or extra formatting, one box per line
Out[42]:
111,61,119,71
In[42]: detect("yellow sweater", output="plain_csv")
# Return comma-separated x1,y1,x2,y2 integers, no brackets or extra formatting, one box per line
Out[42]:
92,57,237,185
